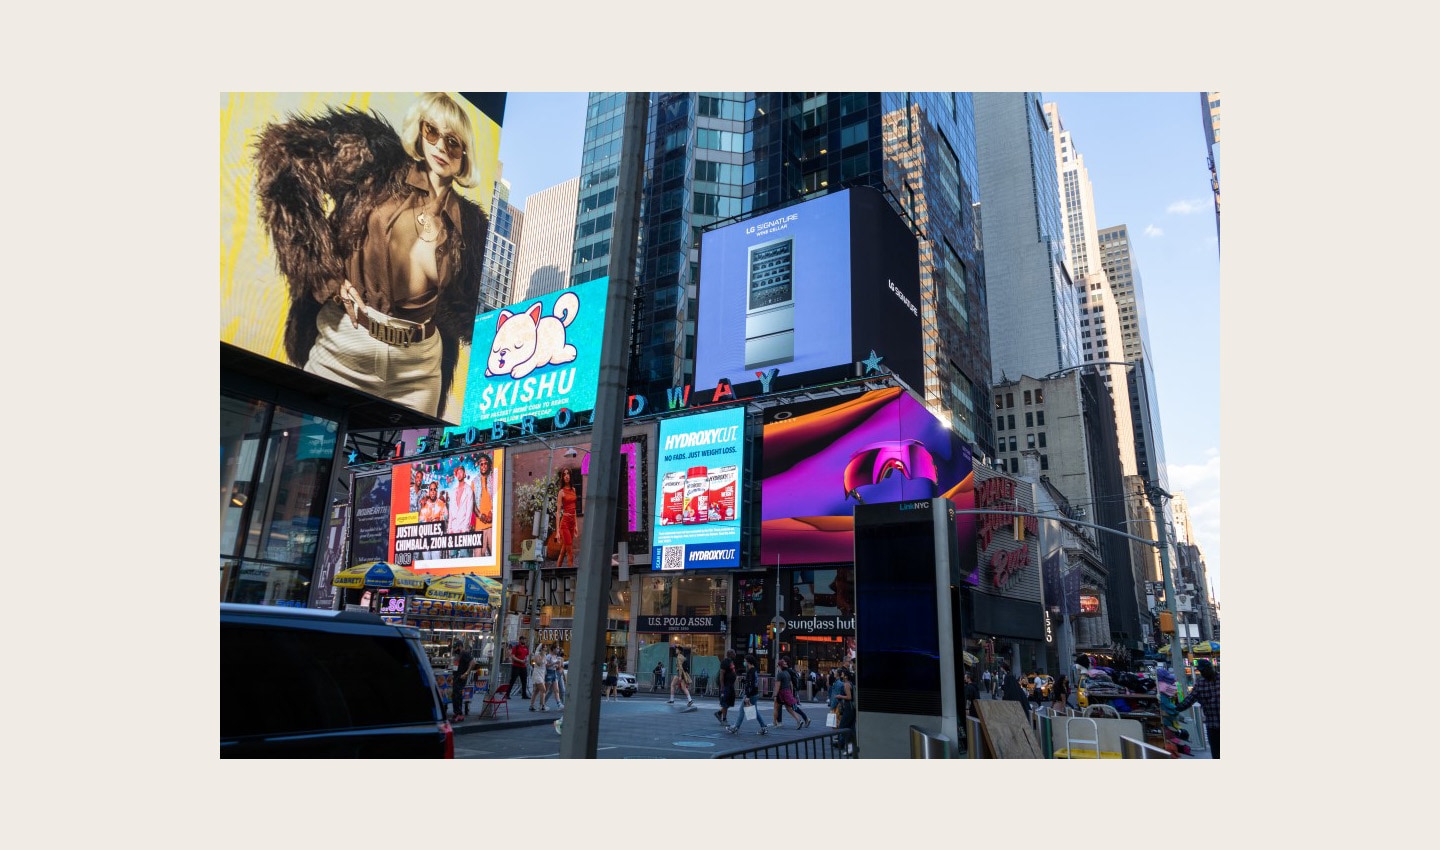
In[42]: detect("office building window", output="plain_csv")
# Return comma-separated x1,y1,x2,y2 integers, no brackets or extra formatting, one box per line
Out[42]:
1023,390,1032,405
1034,389,1044,404
1027,434,1036,449
1025,412,1034,428
1006,393,1014,408
1038,432,1047,448
1007,415,1015,430
1040,455,1049,470
996,416,1004,432
995,395,1003,410
1036,411,1045,426
1010,458,1020,473
1008,436,1017,452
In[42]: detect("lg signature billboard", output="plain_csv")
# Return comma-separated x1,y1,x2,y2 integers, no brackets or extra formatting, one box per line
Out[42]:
695,187,924,397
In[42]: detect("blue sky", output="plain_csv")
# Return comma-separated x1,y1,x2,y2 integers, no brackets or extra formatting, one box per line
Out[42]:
496,92,1222,604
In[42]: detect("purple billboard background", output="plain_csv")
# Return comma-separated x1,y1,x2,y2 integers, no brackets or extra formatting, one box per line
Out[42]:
760,387,978,582
695,190,853,388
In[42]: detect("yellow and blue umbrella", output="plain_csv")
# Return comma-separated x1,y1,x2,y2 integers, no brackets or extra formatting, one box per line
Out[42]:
424,574,502,605
332,561,426,590
1190,640,1220,655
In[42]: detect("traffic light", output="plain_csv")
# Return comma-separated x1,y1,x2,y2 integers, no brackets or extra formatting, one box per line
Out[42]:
1158,612,1175,633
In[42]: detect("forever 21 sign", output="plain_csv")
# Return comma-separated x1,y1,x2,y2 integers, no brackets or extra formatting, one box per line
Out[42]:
638,615,726,633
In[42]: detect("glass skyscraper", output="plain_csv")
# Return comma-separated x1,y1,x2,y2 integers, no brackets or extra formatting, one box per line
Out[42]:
570,92,993,455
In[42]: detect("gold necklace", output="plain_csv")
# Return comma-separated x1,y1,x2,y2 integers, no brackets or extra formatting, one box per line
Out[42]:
414,198,440,243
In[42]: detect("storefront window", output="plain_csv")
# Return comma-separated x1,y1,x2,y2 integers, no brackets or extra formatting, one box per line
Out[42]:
244,406,336,564
641,573,727,617
220,392,339,604
221,557,310,607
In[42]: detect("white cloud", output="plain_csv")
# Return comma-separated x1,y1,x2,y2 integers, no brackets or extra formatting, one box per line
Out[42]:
1166,198,1207,214
1169,453,1222,602
1144,224,1164,237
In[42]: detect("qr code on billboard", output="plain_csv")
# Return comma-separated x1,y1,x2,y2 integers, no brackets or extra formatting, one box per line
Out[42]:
660,546,685,571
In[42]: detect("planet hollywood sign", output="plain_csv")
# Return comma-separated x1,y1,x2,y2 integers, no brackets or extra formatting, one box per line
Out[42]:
976,476,1035,592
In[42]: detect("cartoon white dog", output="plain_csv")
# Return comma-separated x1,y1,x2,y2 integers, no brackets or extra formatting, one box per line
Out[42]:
486,291,580,380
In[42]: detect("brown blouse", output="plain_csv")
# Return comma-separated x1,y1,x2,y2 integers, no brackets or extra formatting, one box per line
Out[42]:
342,163,467,325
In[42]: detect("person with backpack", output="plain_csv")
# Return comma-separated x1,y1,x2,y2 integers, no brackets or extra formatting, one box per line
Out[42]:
773,657,811,728
652,661,665,693
726,656,769,736
667,643,695,707
715,651,737,726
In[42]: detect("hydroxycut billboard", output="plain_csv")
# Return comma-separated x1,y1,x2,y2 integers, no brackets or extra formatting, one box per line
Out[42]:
694,187,924,396
651,407,746,570
459,277,608,430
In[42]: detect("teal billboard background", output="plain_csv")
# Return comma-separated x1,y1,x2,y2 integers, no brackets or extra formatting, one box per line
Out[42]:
460,277,608,429
651,407,746,570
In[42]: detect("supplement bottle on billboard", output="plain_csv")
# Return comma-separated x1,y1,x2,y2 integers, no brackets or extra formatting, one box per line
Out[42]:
683,465,709,524
661,471,686,525
707,466,738,522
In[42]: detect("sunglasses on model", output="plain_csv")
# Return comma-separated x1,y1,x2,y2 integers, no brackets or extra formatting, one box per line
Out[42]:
421,120,466,158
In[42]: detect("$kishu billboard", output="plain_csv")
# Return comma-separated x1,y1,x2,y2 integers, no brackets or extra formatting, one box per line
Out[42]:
760,386,977,582
651,407,746,570
694,187,924,396
220,92,504,424
459,277,607,431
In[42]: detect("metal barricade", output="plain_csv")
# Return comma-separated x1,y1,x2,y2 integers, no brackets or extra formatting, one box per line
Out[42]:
909,725,951,758
1191,707,1209,750
1120,735,1173,759
967,716,987,759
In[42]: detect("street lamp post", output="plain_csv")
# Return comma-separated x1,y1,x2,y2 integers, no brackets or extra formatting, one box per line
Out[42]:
1144,482,1188,687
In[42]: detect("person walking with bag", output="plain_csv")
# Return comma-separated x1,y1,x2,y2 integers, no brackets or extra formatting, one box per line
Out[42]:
726,656,769,736
773,658,812,729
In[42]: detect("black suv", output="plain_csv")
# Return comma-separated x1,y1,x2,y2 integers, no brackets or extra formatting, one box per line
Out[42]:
221,603,453,757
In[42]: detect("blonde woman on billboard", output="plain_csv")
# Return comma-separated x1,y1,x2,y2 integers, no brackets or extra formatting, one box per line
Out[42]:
254,92,489,419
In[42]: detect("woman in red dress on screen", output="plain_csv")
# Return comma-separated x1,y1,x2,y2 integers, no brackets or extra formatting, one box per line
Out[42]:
554,467,579,568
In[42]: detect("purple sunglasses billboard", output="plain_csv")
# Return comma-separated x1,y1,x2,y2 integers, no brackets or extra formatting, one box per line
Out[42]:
760,387,977,582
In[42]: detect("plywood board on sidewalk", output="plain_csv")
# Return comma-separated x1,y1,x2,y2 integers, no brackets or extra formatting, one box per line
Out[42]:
975,700,1043,759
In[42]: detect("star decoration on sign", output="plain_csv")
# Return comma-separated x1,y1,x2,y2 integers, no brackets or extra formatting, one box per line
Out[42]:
861,350,884,375
348,448,359,464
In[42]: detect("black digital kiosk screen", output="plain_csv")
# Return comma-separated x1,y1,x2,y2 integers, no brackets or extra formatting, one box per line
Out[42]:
854,510,941,715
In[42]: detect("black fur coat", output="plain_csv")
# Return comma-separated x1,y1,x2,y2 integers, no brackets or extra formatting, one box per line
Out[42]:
252,107,488,418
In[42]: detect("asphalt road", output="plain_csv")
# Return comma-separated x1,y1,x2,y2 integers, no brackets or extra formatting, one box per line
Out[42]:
455,692,839,759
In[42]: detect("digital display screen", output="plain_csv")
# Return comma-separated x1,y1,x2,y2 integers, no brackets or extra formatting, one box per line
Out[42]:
220,92,504,423
460,276,609,429
651,407,746,570
760,387,977,583
854,513,942,715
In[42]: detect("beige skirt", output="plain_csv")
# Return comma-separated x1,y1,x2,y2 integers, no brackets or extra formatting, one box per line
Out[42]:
304,301,442,415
